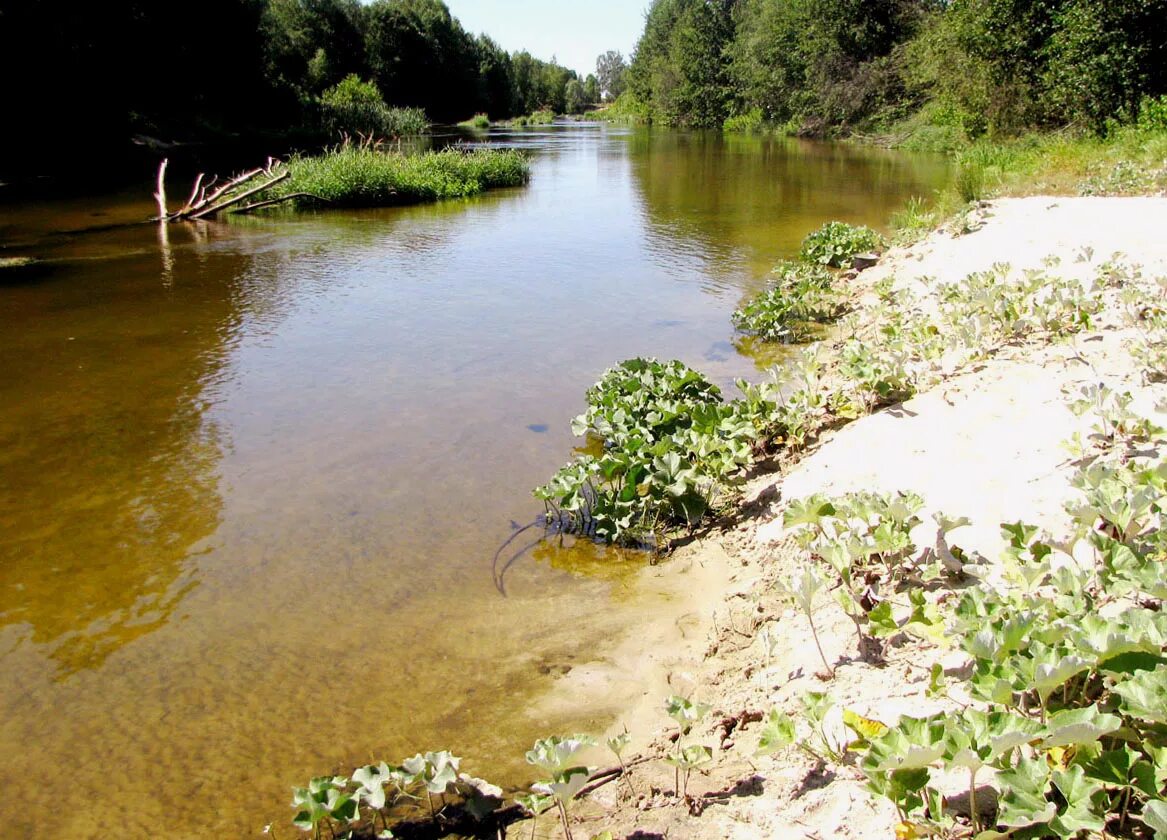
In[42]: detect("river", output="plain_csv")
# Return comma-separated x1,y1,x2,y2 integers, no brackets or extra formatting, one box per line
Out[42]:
0,124,949,837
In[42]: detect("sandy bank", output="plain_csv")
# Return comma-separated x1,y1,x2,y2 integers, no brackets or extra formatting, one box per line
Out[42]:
534,196,1167,840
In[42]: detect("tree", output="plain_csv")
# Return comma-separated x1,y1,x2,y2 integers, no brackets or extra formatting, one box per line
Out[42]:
565,79,587,113
584,74,601,105
596,50,629,100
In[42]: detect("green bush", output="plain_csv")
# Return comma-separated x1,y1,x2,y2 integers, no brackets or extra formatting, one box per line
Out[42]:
732,262,844,342
257,146,529,209
723,107,764,133
1138,95,1167,132
319,74,428,138
800,222,885,268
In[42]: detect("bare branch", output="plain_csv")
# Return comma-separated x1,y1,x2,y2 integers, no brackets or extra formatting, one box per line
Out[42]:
153,159,169,221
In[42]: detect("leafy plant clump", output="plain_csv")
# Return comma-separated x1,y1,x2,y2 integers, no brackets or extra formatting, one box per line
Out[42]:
318,74,428,139
800,221,886,268
290,750,503,839
663,696,713,798
723,107,765,133
732,262,845,342
764,382,1167,838
459,113,491,129
534,358,758,546
525,735,596,840
257,145,530,209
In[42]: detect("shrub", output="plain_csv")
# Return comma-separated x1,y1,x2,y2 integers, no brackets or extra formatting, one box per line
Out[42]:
1138,94,1167,132
723,107,764,133
319,74,428,138
800,222,885,268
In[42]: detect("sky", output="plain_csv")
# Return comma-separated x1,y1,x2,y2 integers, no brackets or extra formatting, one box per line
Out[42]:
445,0,647,79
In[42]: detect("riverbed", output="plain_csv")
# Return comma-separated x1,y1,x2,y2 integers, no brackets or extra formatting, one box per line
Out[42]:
0,124,948,837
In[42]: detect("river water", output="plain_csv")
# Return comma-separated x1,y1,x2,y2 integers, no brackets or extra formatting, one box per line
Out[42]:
0,125,948,837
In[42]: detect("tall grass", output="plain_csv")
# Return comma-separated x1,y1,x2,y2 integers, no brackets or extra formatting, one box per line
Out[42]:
259,146,530,209
459,113,491,129
889,112,1167,243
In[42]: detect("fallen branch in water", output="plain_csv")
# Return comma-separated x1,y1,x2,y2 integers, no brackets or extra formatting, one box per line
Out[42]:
151,158,321,222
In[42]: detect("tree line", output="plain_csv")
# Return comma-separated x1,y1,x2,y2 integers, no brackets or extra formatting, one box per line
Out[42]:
622,0,1167,135
0,0,598,175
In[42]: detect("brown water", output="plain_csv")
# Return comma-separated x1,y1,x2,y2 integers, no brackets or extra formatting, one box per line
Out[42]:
0,126,949,838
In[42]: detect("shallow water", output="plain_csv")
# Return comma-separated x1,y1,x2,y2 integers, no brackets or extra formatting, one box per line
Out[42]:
0,125,948,837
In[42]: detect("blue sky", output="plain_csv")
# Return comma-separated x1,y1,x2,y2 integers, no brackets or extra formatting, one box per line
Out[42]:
445,0,647,78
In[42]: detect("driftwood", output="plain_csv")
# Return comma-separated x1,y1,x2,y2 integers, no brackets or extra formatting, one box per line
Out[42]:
152,158,313,222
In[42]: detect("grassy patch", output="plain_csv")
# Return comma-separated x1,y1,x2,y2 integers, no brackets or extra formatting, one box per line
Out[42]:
501,109,556,128
258,146,530,209
887,121,1167,245
459,113,491,130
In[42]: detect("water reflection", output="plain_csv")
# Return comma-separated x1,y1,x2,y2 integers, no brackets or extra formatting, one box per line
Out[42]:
0,236,234,676
0,126,951,838
625,130,950,292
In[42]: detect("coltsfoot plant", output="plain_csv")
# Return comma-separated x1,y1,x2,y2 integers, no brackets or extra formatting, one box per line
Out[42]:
859,458,1167,838
800,221,885,268
290,750,503,838
535,359,758,545
526,735,597,840
782,491,957,653
732,262,845,342
664,695,713,798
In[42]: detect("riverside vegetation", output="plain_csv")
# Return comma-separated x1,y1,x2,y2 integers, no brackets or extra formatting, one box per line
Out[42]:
150,141,530,219
255,145,530,208
280,220,1167,837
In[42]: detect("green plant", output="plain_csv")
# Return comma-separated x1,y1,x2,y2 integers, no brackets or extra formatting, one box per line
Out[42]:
291,776,358,839
723,107,764,133
526,735,596,840
663,696,712,798
781,490,961,655
860,452,1167,837
535,359,757,545
800,222,885,269
606,732,636,796
890,197,940,244
955,161,986,202
732,262,845,343
255,145,530,209
755,692,865,766
776,563,834,678
319,75,428,138
1138,95,1167,132
460,113,491,129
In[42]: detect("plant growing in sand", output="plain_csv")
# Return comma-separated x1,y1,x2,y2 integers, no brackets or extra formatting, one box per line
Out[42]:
526,735,596,840
663,695,713,798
